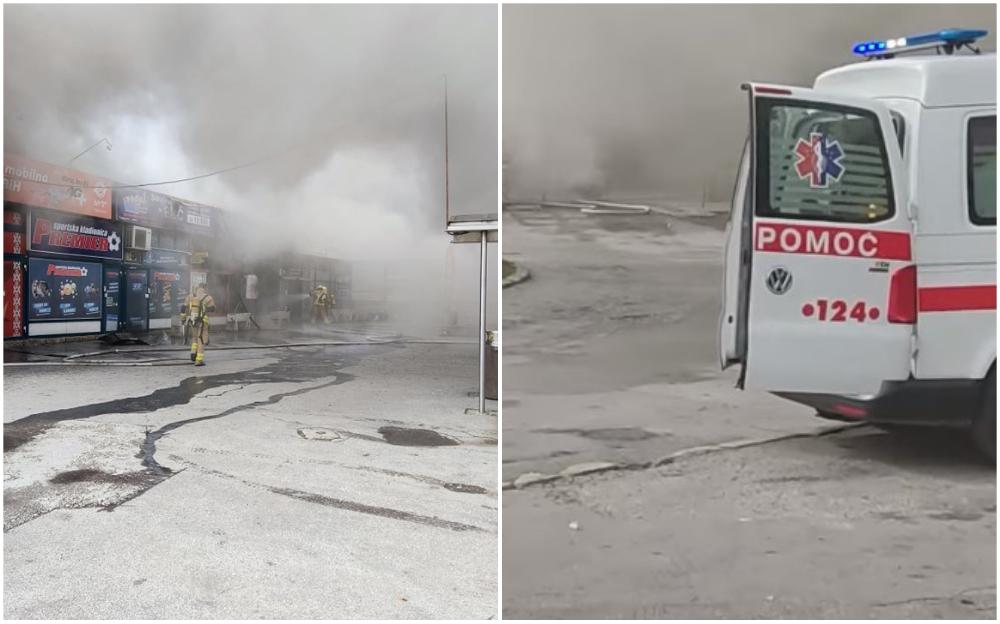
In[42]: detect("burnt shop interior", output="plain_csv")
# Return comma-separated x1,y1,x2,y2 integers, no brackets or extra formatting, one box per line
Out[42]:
3,155,354,341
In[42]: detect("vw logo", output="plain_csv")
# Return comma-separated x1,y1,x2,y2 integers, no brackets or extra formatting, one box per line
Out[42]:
766,266,793,295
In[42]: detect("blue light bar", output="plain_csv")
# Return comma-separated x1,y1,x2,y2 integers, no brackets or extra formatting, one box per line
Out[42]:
852,28,988,57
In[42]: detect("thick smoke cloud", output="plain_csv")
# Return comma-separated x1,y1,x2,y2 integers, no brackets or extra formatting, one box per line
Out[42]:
5,4,498,330
503,4,996,202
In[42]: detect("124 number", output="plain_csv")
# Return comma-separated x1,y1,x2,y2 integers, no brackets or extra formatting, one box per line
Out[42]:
801,299,880,322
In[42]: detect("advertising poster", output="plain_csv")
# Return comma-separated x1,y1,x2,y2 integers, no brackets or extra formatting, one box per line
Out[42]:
151,270,189,319
4,260,24,337
4,154,113,219
125,269,148,331
27,257,103,321
104,267,120,331
29,209,123,261
113,187,213,234
147,249,186,266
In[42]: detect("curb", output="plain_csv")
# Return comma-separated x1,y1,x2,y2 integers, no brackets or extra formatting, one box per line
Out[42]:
502,260,531,288
503,422,867,491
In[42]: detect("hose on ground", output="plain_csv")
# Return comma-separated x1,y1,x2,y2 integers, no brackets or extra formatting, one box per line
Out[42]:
538,200,652,215
6,336,477,367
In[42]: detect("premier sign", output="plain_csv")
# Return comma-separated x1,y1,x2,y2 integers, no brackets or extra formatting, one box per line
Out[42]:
28,210,123,261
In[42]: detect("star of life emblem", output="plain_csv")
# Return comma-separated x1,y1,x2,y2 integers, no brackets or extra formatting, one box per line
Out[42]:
793,132,846,189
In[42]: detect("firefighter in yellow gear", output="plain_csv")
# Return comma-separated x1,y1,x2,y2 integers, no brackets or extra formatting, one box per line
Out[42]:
310,285,334,325
180,285,216,366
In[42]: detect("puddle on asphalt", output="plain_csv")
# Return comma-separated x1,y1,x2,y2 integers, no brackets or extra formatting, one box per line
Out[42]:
377,426,460,447
49,468,153,485
4,346,368,452
267,485,483,532
4,432,31,452
927,510,985,522
536,427,662,442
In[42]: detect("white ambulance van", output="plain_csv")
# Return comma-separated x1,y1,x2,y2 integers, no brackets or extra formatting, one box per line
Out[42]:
719,29,997,459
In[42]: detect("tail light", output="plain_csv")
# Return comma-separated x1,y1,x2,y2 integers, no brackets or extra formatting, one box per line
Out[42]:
831,403,868,419
888,264,917,324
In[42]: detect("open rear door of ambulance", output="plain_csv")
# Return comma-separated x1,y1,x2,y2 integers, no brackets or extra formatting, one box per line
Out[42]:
723,83,914,396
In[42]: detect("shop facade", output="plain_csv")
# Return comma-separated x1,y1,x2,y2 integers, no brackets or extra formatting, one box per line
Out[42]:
4,152,354,340
3,154,119,338
24,208,123,336
113,187,216,331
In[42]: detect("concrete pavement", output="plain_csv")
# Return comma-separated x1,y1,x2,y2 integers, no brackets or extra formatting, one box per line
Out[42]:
501,203,995,619
4,333,497,619
504,426,996,619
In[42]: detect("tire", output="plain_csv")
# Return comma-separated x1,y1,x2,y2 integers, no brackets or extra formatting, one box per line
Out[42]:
972,368,996,463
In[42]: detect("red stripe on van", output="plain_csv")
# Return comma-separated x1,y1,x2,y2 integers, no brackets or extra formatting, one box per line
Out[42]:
754,221,911,261
918,285,997,312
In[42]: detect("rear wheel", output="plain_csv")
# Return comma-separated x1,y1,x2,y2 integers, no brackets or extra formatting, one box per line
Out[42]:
972,368,996,463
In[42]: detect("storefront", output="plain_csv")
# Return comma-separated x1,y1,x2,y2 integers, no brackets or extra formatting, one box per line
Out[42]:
4,153,356,339
113,187,212,331
149,259,190,331
4,154,116,338
24,209,123,336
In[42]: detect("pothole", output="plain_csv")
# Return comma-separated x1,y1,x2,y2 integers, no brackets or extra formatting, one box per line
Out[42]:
377,426,460,447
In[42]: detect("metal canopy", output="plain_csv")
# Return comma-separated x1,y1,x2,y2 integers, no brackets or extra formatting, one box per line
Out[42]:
447,219,498,234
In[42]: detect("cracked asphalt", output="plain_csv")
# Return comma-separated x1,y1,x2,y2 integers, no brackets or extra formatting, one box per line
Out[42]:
4,330,497,618
502,204,996,618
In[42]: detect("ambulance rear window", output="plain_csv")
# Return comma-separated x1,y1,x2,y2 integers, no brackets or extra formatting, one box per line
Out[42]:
755,99,894,224
968,115,996,226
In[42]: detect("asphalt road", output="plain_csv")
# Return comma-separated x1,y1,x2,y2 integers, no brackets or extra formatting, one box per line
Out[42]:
504,426,995,619
4,331,497,618
501,203,996,619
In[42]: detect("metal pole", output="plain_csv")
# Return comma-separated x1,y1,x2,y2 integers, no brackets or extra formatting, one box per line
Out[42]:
68,138,111,166
444,76,450,230
479,230,487,413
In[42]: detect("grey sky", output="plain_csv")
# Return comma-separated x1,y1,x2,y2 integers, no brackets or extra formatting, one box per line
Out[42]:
503,4,996,202
5,4,497,256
